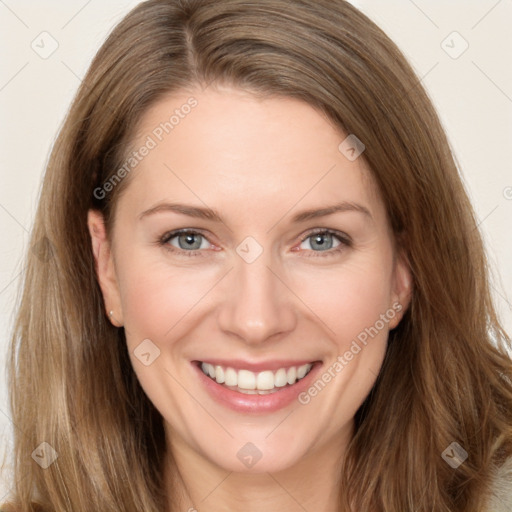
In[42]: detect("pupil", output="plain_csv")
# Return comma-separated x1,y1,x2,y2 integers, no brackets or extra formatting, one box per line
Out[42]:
312,233,332,250
180,234,200,249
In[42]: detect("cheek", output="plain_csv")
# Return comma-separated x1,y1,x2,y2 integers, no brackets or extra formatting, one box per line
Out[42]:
336,271,392,342
291,255,394,343
117,258,215,343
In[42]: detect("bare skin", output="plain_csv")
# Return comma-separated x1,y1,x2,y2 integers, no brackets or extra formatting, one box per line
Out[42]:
88,85,412,511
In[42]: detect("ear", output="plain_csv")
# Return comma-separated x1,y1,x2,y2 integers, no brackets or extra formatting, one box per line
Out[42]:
87,209,123,327
388,249,413,330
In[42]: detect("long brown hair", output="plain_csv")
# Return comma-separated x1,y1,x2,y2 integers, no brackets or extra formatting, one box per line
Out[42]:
3,0,512,510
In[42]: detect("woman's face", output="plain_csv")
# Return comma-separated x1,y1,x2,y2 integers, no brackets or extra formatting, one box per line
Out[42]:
88,85,411,474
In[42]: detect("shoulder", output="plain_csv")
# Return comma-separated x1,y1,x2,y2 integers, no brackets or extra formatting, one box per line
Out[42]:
484,456,512,512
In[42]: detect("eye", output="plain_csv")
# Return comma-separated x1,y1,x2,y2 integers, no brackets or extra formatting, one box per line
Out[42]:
296,229,351,257
159,229,212,256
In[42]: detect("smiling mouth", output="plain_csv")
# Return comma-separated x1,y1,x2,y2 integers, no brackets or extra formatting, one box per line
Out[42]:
197,361,317,395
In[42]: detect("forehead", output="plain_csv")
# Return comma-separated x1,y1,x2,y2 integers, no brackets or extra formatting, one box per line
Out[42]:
119,85,383,222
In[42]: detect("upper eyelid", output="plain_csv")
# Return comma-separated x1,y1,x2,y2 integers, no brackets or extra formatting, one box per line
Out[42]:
162,228,213,245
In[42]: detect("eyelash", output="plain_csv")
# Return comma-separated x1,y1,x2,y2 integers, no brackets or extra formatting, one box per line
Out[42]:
157,228,352,258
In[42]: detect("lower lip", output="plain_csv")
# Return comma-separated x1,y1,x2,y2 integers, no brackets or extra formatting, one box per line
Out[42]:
192,361,323,414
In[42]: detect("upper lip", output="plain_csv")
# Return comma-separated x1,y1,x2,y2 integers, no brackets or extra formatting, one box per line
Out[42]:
194,359,321,372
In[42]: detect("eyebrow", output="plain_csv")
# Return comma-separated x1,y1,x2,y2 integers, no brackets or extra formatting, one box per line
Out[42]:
138,201,372,223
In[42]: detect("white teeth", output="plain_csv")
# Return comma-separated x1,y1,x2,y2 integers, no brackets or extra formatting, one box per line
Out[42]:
215,365,225,384
238,369,256,390
274,368,288,387
200,362,313,391
256,370,275,390
297,364,309,379
286,366,297,385
224,367,237,386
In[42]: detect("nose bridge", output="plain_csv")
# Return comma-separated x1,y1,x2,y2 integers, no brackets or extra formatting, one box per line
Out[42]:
216,239,296,344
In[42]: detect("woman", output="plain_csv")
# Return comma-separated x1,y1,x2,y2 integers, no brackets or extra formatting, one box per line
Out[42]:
3,0,512,510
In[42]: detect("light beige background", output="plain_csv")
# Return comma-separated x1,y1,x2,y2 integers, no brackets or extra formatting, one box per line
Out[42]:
1,0,511,503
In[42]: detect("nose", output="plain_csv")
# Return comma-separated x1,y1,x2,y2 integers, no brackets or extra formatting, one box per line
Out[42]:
216,249,297,346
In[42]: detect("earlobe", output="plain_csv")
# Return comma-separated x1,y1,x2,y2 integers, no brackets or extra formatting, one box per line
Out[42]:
87,209,123,326
389,250,413,330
